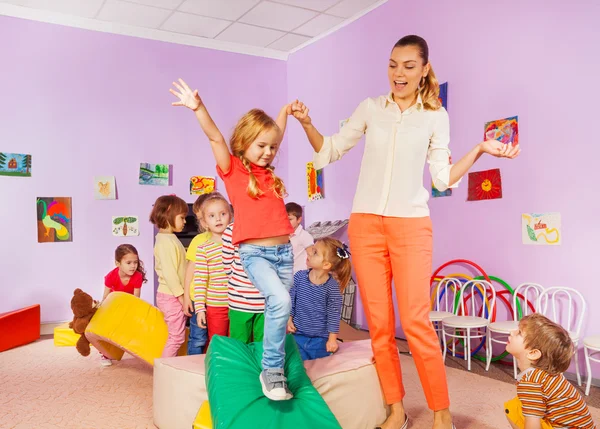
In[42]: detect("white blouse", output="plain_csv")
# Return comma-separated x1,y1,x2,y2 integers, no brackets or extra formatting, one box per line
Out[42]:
313,93,459,218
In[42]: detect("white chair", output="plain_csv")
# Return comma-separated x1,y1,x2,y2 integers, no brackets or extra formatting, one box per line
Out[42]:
429,277,462,339
442,280,496,371
539,286,586,386
486,283,544,378
584,335,600,396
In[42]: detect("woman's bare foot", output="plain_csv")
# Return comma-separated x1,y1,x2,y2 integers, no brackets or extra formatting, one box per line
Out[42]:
377,402,407,429
432,408,453,429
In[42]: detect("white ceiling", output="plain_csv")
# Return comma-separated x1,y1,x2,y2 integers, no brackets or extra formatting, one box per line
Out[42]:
0,0,388,60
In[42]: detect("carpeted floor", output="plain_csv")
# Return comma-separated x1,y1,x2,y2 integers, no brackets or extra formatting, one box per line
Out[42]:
0,325,598,428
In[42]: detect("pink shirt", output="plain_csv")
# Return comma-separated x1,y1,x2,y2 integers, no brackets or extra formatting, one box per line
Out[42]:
290,225,314,273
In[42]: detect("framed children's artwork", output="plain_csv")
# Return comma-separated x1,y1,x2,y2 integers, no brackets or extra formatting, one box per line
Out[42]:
36,197,72,243
467,168,502,201
484,116,519,145
307,162,324,201
522,212,561,245
0,152,31,177
438,82,448,110
190,176,216,195
139,163,170,186
94,176,116,200
112,216,140,237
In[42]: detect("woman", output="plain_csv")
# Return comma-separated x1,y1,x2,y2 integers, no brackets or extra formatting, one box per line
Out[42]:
291,35,519,429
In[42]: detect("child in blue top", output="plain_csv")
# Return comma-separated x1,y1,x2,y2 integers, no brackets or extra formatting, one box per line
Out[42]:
287,237,352,360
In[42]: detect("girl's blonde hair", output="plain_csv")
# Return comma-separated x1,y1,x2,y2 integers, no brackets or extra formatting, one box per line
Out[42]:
198,192,232,233
317,237,352,292
393,35,441,111
230,109,287,199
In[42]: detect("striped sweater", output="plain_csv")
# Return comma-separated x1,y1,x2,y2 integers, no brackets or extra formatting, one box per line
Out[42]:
193,240,229,311
290,270,342,339
517,367,595,428
222,223,265,313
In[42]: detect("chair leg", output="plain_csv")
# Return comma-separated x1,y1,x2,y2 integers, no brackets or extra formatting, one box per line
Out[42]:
442,326,447,363
467,328,472,371
513,355,518,380
485,331,491,371
574,342,581,386
585,346,592,396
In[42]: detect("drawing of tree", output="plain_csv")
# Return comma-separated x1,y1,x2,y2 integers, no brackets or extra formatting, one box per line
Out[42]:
22,154,31,174
0,152,6,169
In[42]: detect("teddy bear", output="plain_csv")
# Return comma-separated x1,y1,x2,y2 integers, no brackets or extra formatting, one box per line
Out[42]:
69,288,99,357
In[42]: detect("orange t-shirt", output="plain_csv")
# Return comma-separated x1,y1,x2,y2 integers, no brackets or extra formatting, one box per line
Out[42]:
217,154,293,245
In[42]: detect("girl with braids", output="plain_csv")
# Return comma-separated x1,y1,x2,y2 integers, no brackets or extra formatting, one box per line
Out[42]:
291,35,520,429
170,79,296,401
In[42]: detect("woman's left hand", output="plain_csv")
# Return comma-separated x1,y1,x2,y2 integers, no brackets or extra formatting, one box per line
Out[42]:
479,140,521,159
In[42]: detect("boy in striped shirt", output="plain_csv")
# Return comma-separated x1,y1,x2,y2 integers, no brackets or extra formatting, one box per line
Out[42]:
222,222,266,343
505,313,595,429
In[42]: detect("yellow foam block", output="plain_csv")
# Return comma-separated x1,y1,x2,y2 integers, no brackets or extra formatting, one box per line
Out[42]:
193,401,212,429
53,322,81,347
86,292,168,365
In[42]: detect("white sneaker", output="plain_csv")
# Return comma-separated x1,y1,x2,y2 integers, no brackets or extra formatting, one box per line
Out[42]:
100,355,112,367
259,369,292,401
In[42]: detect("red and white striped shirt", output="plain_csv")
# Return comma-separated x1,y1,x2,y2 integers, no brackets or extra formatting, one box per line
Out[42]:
222,223,265,313
517,367,596,428
193,240,228,311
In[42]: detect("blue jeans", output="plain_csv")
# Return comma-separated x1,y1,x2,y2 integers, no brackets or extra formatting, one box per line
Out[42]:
187,302,208,355
294,334,330,361
239,243,293,369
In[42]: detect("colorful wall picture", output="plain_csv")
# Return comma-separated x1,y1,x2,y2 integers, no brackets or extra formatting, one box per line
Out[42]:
467,168,502,201
432,181,452,198
438,82,448,110
307,161,324,201
190,176,216,195
484,116,519,145
94,176,116,200
522,212,561,245
0,152,31,177
112,216,140,237
36,197,72,243
139,163,170,186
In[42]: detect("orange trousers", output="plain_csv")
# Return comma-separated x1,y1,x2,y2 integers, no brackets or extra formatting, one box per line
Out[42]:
348,214,450,411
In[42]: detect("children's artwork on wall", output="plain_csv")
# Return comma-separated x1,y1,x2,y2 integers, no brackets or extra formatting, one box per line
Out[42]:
139,163,170,186
467,168,502,201
0,152,32,177
484,116,519,145
112,216,140,237
522,212,561,245
432,181,452,198
339,118,349,130
307,162,324,201
438,82,448,110
190,176,216,195
36,197,72,243
94,176,116,200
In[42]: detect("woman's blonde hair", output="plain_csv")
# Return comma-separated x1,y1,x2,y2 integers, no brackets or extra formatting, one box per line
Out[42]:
229,109,287,199
393,35,441,111
316,237,352,292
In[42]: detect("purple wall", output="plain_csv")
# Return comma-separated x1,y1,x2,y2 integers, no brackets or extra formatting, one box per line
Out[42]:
285,0,600,371
0,16,287,322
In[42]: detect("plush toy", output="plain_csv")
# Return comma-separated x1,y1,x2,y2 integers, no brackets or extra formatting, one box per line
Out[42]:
69,288,99,357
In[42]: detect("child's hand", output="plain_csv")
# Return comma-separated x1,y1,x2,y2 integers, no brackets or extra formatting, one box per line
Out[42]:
183,296,194,317
287,317,296,333
177,295,184,307
170,78,202,111
197,311,207,328
291,101,311,126
479,140,521,159
326,339,339,353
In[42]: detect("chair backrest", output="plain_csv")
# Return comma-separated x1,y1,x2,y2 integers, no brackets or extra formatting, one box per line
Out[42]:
539,286,586,337
432,277,462,314
457,280,496,321
512,283,544,321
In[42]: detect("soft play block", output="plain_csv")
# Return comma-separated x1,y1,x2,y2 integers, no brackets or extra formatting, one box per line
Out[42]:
205,335,341,429
0,304,40,352
153,339,387,429
192,401,212,429
86,292,168,365
53,322,82,347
